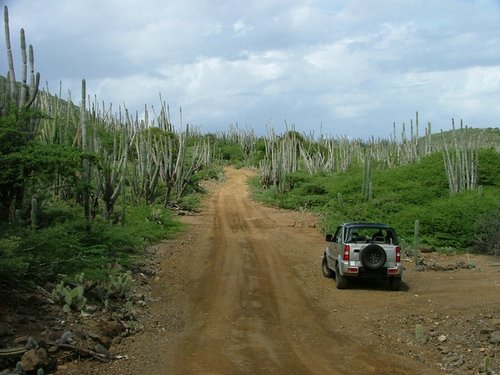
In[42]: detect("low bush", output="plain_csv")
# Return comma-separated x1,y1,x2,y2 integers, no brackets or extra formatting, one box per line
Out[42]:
472,209,500,255
0,202,183,284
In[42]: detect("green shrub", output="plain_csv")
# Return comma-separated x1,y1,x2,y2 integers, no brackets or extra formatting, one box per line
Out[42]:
472,209,500,255
248,138,267,167
251,150,500,252
411,194,485,248
0,202,183,284
195,165,224,181
0,233,29,281
179,193,202,212
217,142,244,162
477,148,500,187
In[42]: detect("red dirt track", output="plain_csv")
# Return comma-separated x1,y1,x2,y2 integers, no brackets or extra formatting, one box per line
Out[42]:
83,167,499,375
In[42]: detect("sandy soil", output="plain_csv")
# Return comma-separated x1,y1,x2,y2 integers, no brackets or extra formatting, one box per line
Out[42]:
78,167,499,375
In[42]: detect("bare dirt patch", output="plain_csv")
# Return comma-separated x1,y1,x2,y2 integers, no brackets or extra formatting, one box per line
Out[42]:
1,167,499,374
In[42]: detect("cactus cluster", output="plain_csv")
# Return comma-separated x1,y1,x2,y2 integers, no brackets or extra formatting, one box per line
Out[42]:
51,273,87,313
107,270,133,299
442,119,479,194
259,128,300,193
3,6,213,226
122,300,137,320
50,271,137,318
105,271,137,320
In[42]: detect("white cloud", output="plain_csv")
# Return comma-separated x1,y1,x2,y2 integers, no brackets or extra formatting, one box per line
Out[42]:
2,0,499,137
233,19,253,37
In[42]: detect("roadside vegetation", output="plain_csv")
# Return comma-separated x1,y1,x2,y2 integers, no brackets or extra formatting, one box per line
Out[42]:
0,6,226,286
250,144,499,254
1,5,499,290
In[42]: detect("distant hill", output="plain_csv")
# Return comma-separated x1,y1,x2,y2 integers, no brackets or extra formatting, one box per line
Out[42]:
427,127,500,151
2,74,499,148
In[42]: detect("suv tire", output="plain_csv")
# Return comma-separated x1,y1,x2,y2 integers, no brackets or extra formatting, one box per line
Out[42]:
360,244,387,270
335,264,348,289
322,255,334,278
389,277,402,291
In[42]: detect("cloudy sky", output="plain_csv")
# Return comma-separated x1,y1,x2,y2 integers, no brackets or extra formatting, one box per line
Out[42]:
2,0,499,138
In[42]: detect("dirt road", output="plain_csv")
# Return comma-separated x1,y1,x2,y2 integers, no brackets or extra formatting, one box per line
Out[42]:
83,167,499,375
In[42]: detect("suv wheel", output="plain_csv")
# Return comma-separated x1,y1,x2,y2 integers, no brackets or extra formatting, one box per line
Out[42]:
360,244,387,270
389,277,402,291
335,264,348,289
322,255,334,278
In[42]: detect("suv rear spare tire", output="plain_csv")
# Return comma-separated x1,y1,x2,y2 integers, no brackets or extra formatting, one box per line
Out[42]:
360,244,387,270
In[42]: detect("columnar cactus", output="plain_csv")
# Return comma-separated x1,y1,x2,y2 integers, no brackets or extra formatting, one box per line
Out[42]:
2,6,40,112
443,119,478,194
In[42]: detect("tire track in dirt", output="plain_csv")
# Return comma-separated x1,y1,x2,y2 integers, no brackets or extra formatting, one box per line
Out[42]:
84,167,437,375
166,168,419,374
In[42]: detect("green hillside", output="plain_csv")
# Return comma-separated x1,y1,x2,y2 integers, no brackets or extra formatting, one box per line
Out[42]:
251,148,500,253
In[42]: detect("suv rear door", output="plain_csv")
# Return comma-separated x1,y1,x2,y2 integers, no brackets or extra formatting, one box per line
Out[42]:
327,226,343,260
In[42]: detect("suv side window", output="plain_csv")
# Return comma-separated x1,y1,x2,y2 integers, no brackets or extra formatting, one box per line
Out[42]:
333,226,342,243
386,229,398,245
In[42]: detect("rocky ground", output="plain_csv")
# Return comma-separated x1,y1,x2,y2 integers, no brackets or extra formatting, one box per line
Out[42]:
0,168,498,374
0,258,157,374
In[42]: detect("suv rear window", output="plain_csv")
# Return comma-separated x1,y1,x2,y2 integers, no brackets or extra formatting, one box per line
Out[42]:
347,227,397,244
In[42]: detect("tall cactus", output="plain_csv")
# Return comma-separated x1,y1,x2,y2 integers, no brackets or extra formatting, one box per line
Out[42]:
3,6,16,106
362,154,372,199
80,79,92,219
1,6,42,222
173,126,209,202
2,6,40,112
98,136,129,220
132,126,160,203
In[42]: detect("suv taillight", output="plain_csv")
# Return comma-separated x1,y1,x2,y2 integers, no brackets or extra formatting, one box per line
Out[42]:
395,246,401,263
343,245,350,261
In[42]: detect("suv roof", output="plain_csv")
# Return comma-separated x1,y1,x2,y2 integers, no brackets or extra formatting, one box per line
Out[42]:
343,222,393,229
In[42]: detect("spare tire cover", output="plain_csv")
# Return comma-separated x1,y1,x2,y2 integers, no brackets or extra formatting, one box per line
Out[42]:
360,244,387,270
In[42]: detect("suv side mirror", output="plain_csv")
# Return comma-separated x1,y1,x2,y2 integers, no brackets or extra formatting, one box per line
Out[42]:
325,234,334,242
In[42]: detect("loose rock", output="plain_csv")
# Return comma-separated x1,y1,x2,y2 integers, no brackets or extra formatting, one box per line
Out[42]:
437,335,447,342
489,331,500,345
20,348,50,372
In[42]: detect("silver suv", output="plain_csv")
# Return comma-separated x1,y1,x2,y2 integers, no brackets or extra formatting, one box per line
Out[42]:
322,222,403,290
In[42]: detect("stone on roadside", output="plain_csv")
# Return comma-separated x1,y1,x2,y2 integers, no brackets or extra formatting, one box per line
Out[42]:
94,343,110,356
20,348,49,372
492,319,500,329
437,335,447,342
489,331,500,344
437,345,450,354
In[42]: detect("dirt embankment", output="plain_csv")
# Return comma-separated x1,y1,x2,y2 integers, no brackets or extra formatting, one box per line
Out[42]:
2,167,498,374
